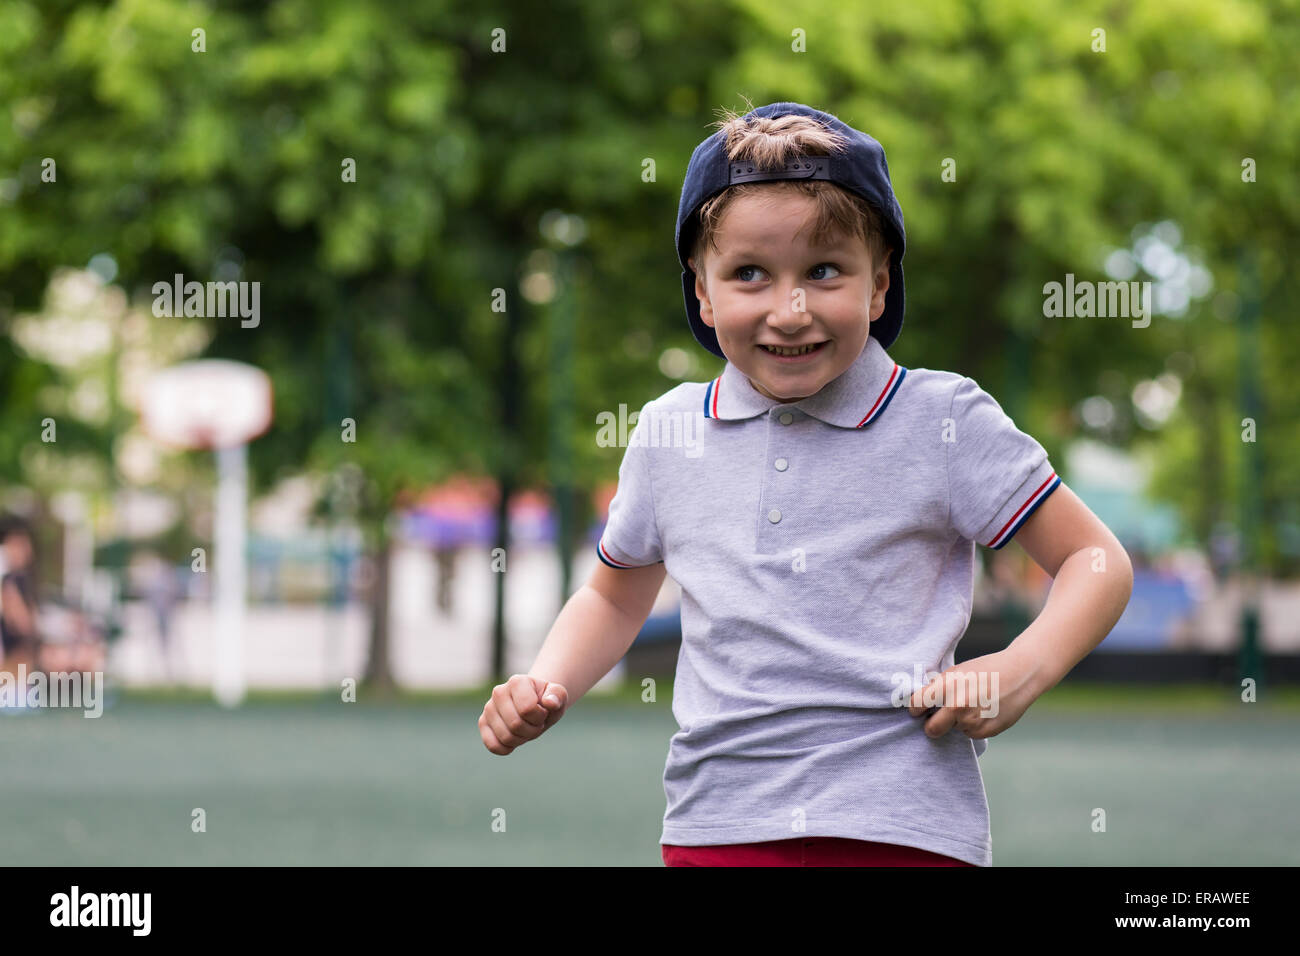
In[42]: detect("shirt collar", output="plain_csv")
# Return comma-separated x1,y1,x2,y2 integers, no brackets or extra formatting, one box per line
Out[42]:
701,335,908,429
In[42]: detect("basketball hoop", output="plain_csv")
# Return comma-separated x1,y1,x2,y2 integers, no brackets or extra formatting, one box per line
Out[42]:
138,359,272,709
141,360,272,451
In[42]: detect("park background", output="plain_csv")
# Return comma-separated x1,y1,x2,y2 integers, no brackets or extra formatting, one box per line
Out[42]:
1,0,1298,865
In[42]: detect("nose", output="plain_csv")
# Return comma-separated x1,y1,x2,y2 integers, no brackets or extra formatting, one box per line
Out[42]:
765,275,812,334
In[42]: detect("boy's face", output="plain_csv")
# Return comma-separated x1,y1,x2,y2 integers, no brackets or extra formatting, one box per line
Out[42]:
689,191,890,402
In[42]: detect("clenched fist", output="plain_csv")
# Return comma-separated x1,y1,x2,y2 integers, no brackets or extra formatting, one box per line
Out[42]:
478,674,569,755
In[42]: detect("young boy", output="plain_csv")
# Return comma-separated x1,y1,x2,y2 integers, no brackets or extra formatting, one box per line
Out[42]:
478,102,1133,867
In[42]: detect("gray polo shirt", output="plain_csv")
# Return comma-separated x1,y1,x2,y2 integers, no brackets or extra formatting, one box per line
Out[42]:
596,335,1060,866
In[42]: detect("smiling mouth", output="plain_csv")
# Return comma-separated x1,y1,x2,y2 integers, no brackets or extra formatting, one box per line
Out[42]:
759,341,828,357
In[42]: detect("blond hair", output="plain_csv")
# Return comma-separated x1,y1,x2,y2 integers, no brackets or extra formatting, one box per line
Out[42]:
688,106,891,277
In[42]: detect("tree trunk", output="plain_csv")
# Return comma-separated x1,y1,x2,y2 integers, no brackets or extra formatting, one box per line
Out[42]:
491,277,524,685
1191,381,1223,559
492,471,512,684
363,516,396,695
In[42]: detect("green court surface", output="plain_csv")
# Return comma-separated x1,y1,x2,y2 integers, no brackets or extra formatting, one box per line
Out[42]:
2,683,1297,866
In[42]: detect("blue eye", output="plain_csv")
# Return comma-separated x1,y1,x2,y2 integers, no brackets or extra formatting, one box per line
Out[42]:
733,263,840,282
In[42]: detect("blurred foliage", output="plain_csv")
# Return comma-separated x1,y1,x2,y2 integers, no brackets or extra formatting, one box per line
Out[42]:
0,0,1297,572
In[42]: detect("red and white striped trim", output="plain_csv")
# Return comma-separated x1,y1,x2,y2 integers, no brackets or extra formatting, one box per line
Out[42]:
985,472,1061,549
597,539,637,568
855,363,905,428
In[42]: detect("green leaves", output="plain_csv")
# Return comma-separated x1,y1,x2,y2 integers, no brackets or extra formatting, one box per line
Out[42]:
1,0,1297,570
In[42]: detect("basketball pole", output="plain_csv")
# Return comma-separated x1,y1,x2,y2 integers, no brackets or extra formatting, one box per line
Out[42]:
213,441,248,707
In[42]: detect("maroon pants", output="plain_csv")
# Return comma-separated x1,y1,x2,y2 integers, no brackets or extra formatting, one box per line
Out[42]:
663,837,975,867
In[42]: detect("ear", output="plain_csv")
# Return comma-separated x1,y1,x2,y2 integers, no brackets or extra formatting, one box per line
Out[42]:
869,250,891,322
689,257,715,328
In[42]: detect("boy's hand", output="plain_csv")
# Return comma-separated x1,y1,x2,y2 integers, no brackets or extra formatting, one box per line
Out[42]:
906,647,1040,740
478,674,569,755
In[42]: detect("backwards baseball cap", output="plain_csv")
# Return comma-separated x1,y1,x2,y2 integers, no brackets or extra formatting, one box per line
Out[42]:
675,102,906,359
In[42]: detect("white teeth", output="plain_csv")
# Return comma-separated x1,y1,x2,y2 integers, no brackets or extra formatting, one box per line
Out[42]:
762,343,820,356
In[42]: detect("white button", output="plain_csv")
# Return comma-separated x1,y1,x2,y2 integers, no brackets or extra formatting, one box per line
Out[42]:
775,458,788,471
779,412,793,425
768,509,781,523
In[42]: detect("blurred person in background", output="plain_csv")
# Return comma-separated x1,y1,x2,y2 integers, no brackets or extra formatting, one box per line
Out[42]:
143,552,182,681
36,602,107,675
0,514,41,678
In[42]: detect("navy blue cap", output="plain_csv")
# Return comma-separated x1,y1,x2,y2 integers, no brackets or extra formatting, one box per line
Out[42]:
675,102,906,359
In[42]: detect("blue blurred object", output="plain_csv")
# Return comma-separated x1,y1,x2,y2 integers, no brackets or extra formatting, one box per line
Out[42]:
635,606,681,643
401,508,495,547
401,499,556,547
1096,569,1196,650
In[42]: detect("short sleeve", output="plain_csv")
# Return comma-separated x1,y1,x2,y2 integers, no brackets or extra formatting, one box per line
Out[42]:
946,377,1061,549
595,401,664,569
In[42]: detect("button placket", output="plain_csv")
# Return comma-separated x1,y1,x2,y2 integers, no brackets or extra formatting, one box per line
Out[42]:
774,410,791,495
757,407,798,550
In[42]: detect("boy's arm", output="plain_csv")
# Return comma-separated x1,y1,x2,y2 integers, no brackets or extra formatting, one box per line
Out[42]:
1003,483,1134,696
527,560,668,705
